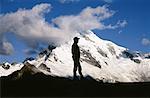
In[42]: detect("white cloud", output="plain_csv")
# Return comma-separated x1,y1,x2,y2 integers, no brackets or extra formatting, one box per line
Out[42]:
53,5,114,32
0,3,127,55
0,3,65,47
0,40,14,55
142,38,150,46
53,5,126,33
0,34,14,55
105,20,127,29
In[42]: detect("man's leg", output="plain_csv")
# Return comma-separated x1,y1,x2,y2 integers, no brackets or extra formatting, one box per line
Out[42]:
73,63,77,78
78,62,83,78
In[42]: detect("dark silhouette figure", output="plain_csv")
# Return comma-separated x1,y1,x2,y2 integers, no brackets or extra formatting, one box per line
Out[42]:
72,37,83,79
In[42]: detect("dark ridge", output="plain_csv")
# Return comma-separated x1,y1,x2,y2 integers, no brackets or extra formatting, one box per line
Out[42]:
1,72,150,97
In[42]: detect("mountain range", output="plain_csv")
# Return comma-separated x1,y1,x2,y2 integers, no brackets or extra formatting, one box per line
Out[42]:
1,30,150,97
1,30,150,82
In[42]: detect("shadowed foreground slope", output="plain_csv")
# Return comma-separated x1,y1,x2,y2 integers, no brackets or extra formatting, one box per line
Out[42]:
1,71,150,97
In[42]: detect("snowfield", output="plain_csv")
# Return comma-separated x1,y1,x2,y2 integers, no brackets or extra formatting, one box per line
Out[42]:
1,30,150,82
0,62,24,77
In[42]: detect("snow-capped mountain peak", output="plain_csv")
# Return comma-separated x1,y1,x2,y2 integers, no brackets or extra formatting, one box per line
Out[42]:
1,30,150,83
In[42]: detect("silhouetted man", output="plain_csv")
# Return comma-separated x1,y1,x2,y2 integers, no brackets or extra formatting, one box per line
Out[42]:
72,37,83,79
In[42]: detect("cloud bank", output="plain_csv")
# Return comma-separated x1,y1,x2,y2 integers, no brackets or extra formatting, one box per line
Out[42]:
0,3,127,55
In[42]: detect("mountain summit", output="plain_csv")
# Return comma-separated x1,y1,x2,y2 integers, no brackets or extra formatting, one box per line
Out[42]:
1,30,150,82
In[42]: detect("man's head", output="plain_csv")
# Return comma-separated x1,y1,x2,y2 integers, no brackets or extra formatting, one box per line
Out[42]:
73,37,80,43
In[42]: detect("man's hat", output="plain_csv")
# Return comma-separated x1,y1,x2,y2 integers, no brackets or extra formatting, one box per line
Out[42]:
73,37,80,40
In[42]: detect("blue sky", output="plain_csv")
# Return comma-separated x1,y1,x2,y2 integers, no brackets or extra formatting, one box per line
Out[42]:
0,0,150,63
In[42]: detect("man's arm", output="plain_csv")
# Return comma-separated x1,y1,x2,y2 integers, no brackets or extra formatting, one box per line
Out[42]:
78,46,80,58
72,45,74,55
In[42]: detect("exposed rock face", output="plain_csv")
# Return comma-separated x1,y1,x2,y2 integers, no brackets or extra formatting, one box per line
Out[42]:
132,59,141,64
2,62,41,80
38,45,56,59
38,63,51,72
107,44,116,55
23,57,35,63
2,63,10,70
11,62,18,66
144,53,150,59
122,50,134,59
97,48,108,58
81,49,101,68
121,50,142,63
